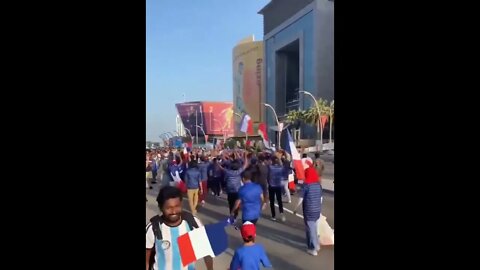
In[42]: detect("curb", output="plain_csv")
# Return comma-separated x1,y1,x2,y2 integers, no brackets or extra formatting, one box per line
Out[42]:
323,189,334,194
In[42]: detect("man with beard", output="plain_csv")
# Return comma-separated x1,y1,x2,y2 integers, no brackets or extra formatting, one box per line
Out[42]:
146,186,213,270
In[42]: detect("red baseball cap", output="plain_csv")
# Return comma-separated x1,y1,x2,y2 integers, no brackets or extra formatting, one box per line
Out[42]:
240,221,256,239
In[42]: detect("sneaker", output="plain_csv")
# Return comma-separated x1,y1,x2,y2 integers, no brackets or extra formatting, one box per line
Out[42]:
316,246,321,252
280,214,286,222
307,249,318,256
201,200,205,206
271,217,276,221
211,192,215,196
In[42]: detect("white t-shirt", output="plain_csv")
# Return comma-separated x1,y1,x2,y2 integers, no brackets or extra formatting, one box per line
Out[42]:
146,216,203,270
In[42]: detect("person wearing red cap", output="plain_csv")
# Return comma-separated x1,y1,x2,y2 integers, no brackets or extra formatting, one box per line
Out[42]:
293,157,323,256
229,222,272,270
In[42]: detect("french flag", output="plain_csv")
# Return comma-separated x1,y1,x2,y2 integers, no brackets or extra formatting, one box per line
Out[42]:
285,129,305,181
258,123,275,151
240,114,252,133
177,220,229,266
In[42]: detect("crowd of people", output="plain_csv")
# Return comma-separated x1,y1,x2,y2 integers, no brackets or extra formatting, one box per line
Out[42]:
146,146,327,270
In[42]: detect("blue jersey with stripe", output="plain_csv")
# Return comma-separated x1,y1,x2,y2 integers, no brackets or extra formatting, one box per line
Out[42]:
147,219,201,270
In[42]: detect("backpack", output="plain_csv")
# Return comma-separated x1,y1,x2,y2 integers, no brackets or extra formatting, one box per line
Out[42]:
147,212,199,270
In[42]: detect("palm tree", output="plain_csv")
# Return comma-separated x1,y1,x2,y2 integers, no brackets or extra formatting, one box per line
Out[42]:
303,99,328,125
301,98,329,148
329,100,334,143
285,109,305,125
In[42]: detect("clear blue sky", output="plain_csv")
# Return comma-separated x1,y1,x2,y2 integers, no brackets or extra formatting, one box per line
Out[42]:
146,0,269,142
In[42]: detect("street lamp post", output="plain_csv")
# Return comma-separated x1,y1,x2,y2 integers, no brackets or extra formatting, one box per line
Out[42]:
195,125,207,146
159,134,170,146
299,90,323,152
184,128,193,142
262,103,282,149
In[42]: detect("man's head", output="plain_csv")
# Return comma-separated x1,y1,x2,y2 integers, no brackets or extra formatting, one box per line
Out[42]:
271,156,281,165
240,221,256,242
230,160,241,170
189,160,198,169
156,186,183,225
240,169,253,183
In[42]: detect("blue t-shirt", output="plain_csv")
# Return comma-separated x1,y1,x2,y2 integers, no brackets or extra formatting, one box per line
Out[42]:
184,168,201,189
197,162,209,181
268,165,284,187
225,168,244,193
238,182,263,221
230,244,272,270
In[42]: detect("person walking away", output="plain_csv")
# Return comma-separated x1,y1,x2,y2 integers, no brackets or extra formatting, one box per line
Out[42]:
255,154,269,210
280,156,292,203
184,160,202,216
197,156,209,206
208,158,223,197
146,153,153,190
151,154,159,184
217,151,249,219
160,155,170,188
231,170,264,224
267,156,286,222
229,222,272,270
301,157,322,256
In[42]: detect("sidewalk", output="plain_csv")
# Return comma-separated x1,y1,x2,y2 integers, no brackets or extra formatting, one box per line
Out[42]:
322,178,334,193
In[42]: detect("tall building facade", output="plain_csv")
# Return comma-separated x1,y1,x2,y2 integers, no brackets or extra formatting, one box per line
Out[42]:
259,0,334,146
232,35,265,137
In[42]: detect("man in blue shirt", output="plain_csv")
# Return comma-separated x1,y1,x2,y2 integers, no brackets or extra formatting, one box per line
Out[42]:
229,221,272,270
184,161,203,216
267,156,286,222
217,151,249,219
231,170,264,224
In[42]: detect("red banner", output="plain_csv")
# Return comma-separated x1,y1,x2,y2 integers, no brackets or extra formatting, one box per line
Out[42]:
320,115,328,129
176,102,234,137
201,102,234,136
